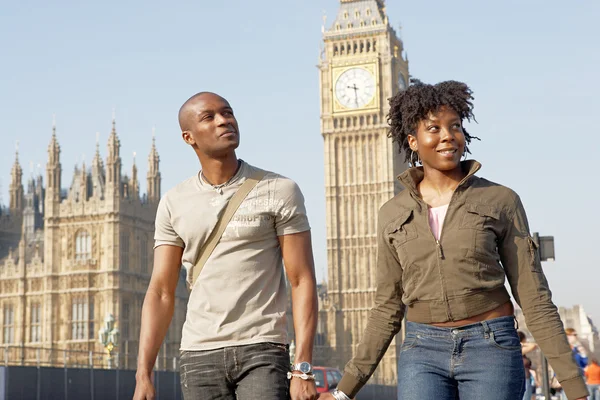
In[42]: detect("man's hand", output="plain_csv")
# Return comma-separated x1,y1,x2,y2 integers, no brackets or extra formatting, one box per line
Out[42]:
289,377,318,400
133,375,155,400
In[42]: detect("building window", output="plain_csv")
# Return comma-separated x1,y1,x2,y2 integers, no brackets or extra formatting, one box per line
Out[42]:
140,237,148,273
120,232,129,270
89,300,95,340
71,298,88,340
343,12,348,19
355,11,360,18
30,303,41,342
3,305,14,344
347,23,353,29
122,302,130,340
335,23,341,31
366,9,371,16
75,230,91,261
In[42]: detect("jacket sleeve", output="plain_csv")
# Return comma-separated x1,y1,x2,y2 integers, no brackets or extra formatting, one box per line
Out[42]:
499,195,588,399
337,209,405,398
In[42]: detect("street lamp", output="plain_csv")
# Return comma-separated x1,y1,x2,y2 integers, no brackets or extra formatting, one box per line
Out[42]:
533,232,555,400
98,313,120,369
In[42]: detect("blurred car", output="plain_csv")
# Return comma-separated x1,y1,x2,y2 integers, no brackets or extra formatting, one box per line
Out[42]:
312,366,342,394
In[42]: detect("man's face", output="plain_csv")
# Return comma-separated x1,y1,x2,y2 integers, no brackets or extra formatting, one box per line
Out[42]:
567,332,578,346
182,93,240,157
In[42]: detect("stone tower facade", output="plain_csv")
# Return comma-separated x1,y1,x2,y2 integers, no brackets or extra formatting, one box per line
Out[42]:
0,120,188,369
319,0,409,387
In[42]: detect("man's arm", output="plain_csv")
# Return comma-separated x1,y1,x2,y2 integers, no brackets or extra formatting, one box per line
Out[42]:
280,230,318,366
135,245,183,383
280,230,318,400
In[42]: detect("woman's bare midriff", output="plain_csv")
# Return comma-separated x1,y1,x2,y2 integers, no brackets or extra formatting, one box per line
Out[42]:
430,301,515,328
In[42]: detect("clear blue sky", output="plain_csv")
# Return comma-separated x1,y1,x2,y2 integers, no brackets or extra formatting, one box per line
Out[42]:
1,1,599,322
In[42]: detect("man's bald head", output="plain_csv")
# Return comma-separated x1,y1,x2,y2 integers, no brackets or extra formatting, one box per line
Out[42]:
178,92,230,131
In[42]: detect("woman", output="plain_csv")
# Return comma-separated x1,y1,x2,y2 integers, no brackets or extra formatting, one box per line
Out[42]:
585,359,600,400
320,80,588,400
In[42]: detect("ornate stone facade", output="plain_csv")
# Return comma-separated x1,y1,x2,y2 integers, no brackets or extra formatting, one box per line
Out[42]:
0,120,188,369
319,0,409,388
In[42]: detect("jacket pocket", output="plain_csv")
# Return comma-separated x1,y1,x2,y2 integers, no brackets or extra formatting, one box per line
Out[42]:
388,209,418,248
527,236,542,272
460,202,501,231
459,202,502,260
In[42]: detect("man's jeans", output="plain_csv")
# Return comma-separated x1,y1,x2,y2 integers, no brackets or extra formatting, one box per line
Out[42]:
180,342,290,400
397,316,525,400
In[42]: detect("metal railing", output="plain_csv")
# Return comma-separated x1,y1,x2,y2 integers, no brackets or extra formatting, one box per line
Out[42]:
0,345,179,371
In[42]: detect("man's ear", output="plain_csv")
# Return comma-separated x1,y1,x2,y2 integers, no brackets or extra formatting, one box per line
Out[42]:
182,131,194,145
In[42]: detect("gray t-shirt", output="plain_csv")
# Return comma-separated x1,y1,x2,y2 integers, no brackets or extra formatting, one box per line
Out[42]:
154,161,310,350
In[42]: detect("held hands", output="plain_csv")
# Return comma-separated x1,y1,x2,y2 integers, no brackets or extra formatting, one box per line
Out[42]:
289,375,318,400
318,393,335,400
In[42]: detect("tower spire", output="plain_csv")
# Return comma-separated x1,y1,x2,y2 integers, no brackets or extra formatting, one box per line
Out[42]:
147,127,161,202
46,120,62,200
9,140,24,211
106,111,122,197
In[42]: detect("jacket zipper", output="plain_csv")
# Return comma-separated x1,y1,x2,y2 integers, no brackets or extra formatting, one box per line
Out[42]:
415,180,469,322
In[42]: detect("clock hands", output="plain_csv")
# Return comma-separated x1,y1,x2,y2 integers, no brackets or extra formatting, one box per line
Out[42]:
348,83,359,107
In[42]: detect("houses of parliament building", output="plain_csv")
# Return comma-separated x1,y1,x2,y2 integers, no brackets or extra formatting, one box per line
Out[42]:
0,120,188,368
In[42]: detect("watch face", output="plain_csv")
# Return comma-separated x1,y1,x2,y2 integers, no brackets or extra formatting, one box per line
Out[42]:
299,362,311,374
335,67,376,109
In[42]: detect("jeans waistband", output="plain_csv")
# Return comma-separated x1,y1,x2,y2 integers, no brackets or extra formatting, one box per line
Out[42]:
405,315,517,338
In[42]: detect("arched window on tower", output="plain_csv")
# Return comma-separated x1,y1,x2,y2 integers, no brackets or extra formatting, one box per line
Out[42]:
366,40,371,52
334,45,339,56
75,230,91,261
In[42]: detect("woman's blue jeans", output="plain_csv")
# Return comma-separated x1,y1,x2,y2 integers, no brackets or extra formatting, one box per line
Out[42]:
397,316,525,400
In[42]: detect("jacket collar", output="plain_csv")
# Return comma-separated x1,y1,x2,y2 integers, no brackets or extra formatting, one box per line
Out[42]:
397,160,482,197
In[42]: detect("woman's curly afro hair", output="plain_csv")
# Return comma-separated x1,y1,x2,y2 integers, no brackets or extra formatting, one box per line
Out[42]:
387,79,479,163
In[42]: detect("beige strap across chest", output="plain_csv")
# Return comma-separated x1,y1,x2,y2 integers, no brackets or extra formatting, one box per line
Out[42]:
189,170,266,289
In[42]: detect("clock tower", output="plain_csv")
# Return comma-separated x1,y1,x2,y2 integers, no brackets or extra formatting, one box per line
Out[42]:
319,0,409,390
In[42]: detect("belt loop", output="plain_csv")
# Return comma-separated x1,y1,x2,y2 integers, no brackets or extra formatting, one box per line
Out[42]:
481,320,490,338
514,316,519,330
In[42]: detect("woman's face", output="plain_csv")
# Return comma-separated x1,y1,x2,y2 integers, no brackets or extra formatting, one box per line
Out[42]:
408,106,466,172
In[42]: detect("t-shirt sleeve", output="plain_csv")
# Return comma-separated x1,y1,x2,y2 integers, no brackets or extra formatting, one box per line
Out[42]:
274,178,311,236
154,195,185,249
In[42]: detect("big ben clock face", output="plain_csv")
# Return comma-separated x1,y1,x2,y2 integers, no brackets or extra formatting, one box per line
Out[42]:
335,67,376,109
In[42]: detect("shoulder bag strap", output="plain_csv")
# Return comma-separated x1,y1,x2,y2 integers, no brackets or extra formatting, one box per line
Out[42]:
189,169,267,290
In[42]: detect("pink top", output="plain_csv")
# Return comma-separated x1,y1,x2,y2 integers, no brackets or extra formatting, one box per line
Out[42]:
428,204,449,241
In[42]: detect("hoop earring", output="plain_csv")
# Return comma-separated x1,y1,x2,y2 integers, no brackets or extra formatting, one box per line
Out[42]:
410,150,421,167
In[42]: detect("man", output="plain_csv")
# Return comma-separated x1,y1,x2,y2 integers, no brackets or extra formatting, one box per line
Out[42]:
566,328,589,370
133,92,318,400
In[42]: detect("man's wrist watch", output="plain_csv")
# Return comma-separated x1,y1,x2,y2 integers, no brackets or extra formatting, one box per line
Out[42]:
291,361,313,374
